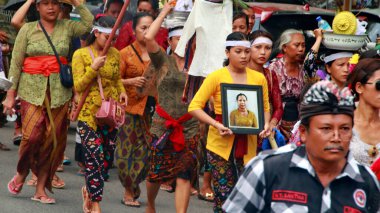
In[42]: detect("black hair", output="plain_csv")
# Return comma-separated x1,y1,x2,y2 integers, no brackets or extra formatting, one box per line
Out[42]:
132,12,154,30
233,11,249,29
360,50,380,59
27,4,39,22
105,0,123,10
347,58,380,100
223,32,248,66
248,30,274,43
86,16,116,46
60,3,73,11
137,0,152,7
236,93,248,101
168,26,184,40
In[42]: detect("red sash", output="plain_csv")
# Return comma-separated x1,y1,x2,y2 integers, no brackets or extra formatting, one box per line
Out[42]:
156,104,192,152
23,56,67,77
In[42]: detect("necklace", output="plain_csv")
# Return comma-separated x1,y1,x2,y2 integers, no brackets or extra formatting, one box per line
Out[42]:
368,145,379,165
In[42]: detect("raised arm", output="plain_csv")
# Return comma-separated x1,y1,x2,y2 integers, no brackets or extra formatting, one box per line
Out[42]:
145,1,174,53
11,0,34,30
303,29,323,78
66,0,94,37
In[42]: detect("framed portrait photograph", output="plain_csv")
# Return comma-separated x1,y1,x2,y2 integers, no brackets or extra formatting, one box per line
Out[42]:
221,83,264,134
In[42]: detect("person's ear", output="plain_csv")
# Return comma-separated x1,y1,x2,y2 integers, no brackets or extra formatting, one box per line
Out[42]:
325,64,332,74
356,82,364,95
281,44,287,54
225,49,230,58
94,30,100,38
299,124,307,144
168,37,172,47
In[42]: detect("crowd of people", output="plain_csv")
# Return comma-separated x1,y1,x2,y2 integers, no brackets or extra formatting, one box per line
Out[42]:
0,0,380,212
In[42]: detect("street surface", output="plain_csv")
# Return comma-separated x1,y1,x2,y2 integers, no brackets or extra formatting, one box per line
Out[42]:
0,121,213,213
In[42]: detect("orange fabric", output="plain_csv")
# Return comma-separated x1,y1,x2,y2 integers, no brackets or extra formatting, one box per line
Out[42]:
119,41,151,115
23,56,67,77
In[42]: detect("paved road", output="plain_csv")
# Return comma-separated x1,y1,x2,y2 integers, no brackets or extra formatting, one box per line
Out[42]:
0,121,213,213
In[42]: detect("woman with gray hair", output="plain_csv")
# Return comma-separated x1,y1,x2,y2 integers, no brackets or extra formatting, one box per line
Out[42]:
268,29,307,141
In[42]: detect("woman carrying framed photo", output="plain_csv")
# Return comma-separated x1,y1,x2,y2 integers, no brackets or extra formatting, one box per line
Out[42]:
188,32,271,212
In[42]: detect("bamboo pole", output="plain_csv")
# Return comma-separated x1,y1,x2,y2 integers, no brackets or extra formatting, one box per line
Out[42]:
100,0,131,56
71,0,131,121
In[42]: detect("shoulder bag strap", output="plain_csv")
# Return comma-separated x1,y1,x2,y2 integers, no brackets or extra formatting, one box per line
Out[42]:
38,20,62,66
71,47,97,121
130,44,144,65
88,47,106,101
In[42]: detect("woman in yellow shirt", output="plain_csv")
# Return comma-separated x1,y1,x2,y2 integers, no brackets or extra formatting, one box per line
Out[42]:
229,93,258,127
72,16,127,213
189,32,271,212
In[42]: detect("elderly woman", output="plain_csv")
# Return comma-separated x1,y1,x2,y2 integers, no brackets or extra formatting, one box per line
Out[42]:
268,29,306,141
2,0,93,203
348,59,380,167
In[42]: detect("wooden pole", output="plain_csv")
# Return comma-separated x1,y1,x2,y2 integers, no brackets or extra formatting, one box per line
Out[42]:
100,0,131,56
343,0,352,11
70,0,131,122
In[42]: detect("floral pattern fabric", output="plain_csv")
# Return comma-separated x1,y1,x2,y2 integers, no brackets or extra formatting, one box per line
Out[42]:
268,57,305,100
8,4,93,108
207,150,244,213
119,41,151,116
263,68,283,123
115,113,151,199
72,46,126,130
78,121,117,202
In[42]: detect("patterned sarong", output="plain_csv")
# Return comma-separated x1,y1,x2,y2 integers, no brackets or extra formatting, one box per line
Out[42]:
17,99,69,192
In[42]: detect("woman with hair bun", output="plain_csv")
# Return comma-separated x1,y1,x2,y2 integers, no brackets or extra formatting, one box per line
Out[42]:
116,12,154,208
189,31,270,212
72,15,128,213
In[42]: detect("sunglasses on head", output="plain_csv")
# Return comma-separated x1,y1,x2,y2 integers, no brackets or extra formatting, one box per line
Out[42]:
365,80,380,91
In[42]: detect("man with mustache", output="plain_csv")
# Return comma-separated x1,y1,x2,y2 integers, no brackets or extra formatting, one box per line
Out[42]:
223,80,380,212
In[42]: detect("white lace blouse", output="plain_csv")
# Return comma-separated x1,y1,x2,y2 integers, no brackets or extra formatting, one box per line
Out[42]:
350,129,380,167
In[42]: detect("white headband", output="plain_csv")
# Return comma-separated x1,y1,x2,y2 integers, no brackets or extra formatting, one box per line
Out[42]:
324,52,353,63
91,26,119,35
169,29,183,38
251,37,273,46
225,41,251,48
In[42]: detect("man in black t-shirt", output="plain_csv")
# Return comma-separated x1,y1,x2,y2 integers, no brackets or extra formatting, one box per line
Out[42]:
223,80,380,213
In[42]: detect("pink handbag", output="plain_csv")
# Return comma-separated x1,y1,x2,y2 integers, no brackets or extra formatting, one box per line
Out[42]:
88,47,125,128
